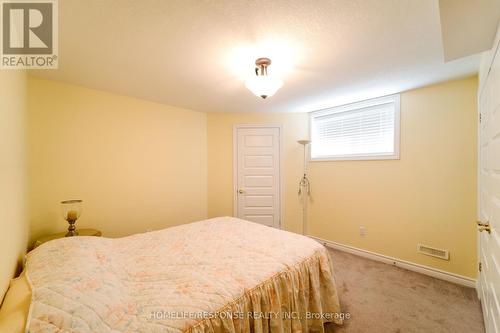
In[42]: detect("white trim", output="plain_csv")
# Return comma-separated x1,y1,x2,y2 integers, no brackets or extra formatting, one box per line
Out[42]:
233,124,284,229
310,152,399,162
309,94,401,161
310,236,476,288
477,67,483,298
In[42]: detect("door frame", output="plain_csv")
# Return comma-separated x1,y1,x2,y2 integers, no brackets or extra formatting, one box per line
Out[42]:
233,124,284,229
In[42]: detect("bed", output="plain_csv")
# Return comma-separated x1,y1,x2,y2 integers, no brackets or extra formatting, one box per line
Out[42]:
0,217,342,332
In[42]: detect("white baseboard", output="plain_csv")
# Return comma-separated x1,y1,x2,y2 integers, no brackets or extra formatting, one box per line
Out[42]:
309,236,476,288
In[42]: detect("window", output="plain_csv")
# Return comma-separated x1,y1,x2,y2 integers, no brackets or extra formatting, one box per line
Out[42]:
310,94,400,161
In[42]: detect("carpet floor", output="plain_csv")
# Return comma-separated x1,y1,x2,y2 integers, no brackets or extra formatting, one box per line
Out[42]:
325,249,485,333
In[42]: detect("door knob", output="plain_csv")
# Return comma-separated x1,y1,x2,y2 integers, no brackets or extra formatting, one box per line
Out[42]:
477,221,491,234
238,189,246,194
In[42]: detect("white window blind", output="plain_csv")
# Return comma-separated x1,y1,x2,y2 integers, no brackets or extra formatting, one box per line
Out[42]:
310,95,400,160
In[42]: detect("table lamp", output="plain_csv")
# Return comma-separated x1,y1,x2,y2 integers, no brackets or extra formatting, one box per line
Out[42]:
61,199,83,236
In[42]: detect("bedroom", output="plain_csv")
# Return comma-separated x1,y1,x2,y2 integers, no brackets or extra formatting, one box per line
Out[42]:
0,0,499,332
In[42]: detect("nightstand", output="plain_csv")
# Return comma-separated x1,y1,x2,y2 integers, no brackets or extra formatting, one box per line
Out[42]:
33,228,102,248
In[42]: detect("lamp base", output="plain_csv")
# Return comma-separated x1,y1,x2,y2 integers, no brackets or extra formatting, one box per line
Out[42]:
65,219,79,237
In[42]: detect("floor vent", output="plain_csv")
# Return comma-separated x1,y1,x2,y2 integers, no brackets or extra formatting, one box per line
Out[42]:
417,244,449,260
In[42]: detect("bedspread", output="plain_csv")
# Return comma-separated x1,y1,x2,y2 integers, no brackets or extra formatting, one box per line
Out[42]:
25,217,342,332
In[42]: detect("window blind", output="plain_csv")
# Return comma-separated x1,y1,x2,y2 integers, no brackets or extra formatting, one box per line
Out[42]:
310,95,399,160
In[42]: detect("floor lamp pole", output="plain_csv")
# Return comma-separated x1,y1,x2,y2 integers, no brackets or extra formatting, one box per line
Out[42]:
297,140,311,235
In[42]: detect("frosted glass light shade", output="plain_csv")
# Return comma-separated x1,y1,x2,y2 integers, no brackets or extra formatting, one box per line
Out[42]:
61,199,83,221
245,76,283,99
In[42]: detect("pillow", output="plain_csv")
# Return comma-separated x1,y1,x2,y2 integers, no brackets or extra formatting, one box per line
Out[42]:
0,271,31,333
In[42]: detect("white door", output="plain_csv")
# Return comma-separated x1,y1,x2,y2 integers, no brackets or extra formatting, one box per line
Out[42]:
477,24,500,333
234,125,281,228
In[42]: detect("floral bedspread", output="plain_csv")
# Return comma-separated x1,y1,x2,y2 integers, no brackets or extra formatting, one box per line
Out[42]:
25,217,342,332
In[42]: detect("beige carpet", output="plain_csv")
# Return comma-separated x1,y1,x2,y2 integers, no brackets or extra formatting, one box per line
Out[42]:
325,249,484,333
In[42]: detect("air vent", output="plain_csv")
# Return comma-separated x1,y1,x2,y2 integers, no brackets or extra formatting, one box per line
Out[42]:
417,244,449,260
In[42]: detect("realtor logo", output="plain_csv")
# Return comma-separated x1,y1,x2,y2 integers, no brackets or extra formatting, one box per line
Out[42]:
1,0,57,69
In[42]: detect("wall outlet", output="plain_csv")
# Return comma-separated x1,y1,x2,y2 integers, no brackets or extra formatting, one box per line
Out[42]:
359,226,366,236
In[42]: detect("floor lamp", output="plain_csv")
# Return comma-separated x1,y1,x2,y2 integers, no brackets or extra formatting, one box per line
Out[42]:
297,140,311,235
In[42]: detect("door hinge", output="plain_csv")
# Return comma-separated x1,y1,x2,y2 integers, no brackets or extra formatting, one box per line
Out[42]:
479,262,482,272
479,113,482,123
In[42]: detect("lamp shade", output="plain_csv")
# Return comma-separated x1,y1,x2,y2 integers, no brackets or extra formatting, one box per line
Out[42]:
245,75,283,99
61,199,83,221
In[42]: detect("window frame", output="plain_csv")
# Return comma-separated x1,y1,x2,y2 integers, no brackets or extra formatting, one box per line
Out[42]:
309,94,401,161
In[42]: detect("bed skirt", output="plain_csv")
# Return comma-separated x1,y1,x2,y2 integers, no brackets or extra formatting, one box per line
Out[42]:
188,250,342,333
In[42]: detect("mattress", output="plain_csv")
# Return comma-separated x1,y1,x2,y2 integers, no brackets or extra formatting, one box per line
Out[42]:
24,217,342,332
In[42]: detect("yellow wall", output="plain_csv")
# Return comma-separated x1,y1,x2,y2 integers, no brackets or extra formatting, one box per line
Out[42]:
207,76,478,278
0,73,477,301
0,71,29,302
28,77,207,242
21,75,478,280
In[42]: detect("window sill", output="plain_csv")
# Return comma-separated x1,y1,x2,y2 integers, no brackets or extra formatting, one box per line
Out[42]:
310,153,400,161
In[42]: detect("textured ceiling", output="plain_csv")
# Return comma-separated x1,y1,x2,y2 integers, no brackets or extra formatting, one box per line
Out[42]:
439,0,500,61
30,0,479,113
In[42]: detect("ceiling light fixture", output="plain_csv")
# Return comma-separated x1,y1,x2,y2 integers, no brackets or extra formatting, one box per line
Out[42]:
245,58,283,99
